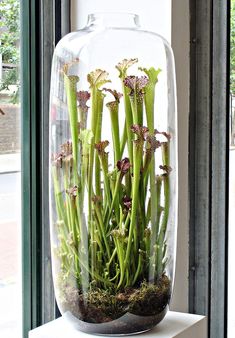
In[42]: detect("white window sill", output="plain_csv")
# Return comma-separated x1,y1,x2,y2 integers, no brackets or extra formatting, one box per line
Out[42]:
29,311,207,338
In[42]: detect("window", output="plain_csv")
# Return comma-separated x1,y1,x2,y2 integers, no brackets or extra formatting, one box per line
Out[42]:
189,1,229,337
0,1,21,337
20,1,70,336
9,1,230,337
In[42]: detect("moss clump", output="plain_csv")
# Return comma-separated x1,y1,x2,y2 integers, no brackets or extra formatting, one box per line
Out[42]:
128,275,171,316
60,274,171,324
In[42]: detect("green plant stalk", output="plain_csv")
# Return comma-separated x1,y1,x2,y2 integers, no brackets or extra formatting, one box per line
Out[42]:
80,130,93,206
129,95,144,245
132,253,142,285
70,198,79,247
95,248,102,277
122,84,133,163
109,269,120,283
124,171,132,197
109,170,116,197
107,102,121,163
64,74,85,256
161,142,170,167
88,87,103,276
106,247,117,269
145,87,157,221
147,182,158,281
98,154,112,211
52,167,68,226
87,128,95,277
138,175,146,239
78,106,87,130
140,67,161,130
141,66,161,223
157,142,170,278
144,230,151,263
129,94,143,126
76,199,88,251
156,176,163,233
124,139,143,284
77,211,89,291
88,88,98,227
64,74,79,170
58,234,70,264
79,135,91,281
144,87,155,133
64,162,78,237
143,83,158,281
71,245,112,287
93,217,105,254
95,91,104,197
57,64,170,291
62,205,80,283
123,212,130,230
94,203,111,259
120,120,127,157
62,164,74,234
95,154,101,199
64,191,73,233
107,171,122,223
64,174,79,247
119,206,124,230
138,101,143,126
114,237,125,289
156,176,169,278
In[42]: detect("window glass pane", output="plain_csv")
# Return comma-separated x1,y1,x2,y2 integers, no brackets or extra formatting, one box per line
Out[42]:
0,0,21,337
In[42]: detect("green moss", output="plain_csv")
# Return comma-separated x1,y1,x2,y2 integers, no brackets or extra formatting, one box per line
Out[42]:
59,274,171,323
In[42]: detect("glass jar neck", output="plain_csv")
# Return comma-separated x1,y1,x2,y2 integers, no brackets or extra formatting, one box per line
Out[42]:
86,13,140,29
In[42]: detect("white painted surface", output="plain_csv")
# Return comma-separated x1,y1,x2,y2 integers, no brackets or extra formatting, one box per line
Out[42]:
170,1,190,313
69,0,190,312
29,312,207,338
71,0,171,42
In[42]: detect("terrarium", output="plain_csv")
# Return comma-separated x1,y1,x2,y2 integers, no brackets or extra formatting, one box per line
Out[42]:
49,13,178,335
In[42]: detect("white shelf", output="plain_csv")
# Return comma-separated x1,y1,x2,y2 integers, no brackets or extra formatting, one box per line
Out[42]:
29,311,207,338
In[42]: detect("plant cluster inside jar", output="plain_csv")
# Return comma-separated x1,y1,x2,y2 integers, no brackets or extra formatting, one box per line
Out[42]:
52,58,172,324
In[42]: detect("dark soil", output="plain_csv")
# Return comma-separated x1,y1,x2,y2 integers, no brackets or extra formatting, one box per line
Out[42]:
58,275,171,335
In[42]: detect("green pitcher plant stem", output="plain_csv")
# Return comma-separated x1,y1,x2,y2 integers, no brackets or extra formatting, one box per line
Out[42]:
52,59,173,292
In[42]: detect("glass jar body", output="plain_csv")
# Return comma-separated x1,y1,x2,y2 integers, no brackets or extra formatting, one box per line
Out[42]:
49,13,178,335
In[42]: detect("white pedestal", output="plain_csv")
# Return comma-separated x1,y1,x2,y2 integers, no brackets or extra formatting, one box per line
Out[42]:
29,311,207,338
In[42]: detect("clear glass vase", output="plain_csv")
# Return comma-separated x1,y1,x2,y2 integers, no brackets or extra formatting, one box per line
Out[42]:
49,12,178,335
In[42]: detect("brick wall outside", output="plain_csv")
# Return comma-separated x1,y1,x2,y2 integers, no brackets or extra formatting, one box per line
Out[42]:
0,103,20,154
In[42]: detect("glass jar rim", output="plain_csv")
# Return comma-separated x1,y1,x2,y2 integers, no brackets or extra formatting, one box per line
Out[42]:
86,12,141,29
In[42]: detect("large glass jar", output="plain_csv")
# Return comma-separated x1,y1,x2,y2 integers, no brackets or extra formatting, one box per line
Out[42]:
49,13,178,335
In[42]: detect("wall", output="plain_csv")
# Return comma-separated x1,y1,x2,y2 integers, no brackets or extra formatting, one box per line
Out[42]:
71,0,171,42
171,0,189,312
70,0,189,312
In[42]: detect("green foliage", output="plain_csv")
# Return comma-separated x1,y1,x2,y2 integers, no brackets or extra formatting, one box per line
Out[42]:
52,60,172,292
0,0,20,103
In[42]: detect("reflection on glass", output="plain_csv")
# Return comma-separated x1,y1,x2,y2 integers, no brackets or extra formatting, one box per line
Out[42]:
0,0,21,337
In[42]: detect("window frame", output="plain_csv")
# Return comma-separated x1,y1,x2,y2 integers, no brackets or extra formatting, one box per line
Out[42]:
189,0,230,337
21,1,71,336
